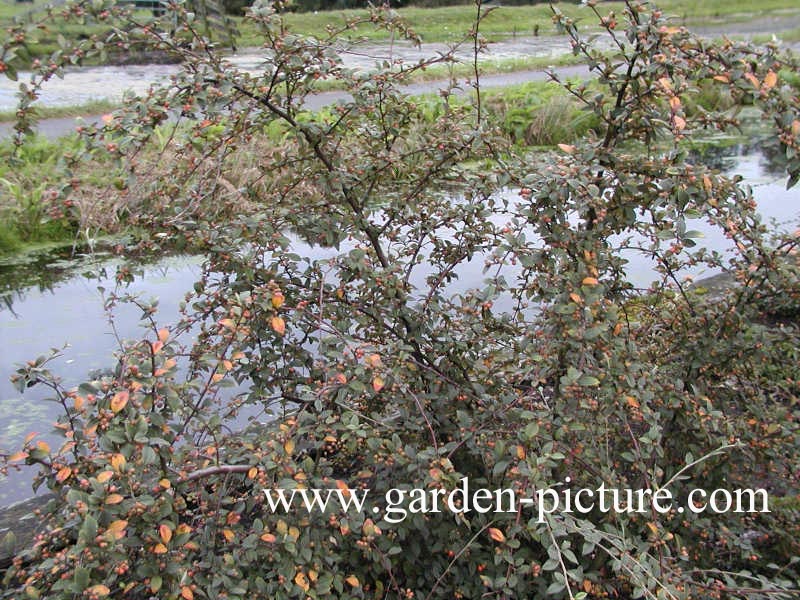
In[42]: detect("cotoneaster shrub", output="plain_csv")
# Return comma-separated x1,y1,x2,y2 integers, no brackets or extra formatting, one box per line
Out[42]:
2,1,800,599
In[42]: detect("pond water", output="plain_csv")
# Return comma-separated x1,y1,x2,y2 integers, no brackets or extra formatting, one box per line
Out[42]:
0,142,798,506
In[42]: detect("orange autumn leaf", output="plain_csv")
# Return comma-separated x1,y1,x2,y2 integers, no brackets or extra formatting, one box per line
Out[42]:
110,391,129,414
176,524,192,535
106,493,124,505
159,478,171,489
488,527,506,543
56,466,72,482
24,432,38,444
744,72,760,88
157,328,169,343
625,396,640,409
107,520,128,539
713,74,729,83
151,340,164,354
159,524,173,543
582,277,599,286
372,376,385,392
181,586,194,600
673,115,686,131
8,451,28,462
247,466,258,479
669,95,681,111
569,292,582,304
334,372,347,384
108,519,128,532
345,575,360,588
88,585,110,597
557,143,575,154
261,532,277,543
295,572,310,592
36,440,50,454
366,353,382,367
270,316,286,335
111,453,126,472
762,70,777,90
222,529,235,542
271,292,285,309
97,470,114,483
703,174,713,194
73,395,86,411
335,480,350,498
153,543,168,554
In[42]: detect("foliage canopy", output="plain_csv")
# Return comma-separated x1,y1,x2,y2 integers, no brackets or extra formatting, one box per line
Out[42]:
2,1,800,598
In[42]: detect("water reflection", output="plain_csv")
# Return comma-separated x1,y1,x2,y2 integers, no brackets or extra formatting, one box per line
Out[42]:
0,254,204,504
688,135,791,177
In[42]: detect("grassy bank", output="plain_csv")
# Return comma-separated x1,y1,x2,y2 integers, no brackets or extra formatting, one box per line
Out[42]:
240,0,800,44
3,0,800,65
0,136,83,255
0,99,119,124
6,64,768,258
3,45,798,258
0,78,591,256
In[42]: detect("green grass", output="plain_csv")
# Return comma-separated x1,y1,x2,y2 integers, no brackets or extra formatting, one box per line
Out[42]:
305,52,584,91
1,2,162,67
751,26,800,45
3,0,799,66
235,0,800,46
0,0,49,20
0,221,22,254
0,135,81,256
404,52,583,81
656,0,800,19
0,99,120,123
